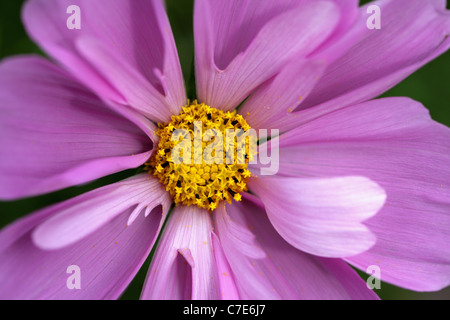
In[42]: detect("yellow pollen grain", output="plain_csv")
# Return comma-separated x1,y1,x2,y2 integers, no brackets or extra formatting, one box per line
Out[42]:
145,101,255,212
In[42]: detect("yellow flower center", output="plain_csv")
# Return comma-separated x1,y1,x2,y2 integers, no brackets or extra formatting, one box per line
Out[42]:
146,101,255,211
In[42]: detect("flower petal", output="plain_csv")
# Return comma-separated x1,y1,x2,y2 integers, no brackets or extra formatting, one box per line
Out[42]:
23,0,186,121
211,233,240,299
32,174,171,250
194,0,340,111
141,205,221,300
240,58,328,132
274,97,450,291
248,176,386,258
214,195,379,299
298,0,450,113
0,56,152,200
240,0,362,131
0,199,164,299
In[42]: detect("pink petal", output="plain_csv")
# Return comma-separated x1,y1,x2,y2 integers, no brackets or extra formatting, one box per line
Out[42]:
74,37,173,124
240,0,362,131
0,199,164,299
242,0,450,131
214,195,379,299
0,56,153,200
274,97,450,291
298,0,450,114
308,0,360,56
32,174,171,250
23,0,186,122
141,205,221,300
239,58,328,132
211,233,240,299
194,0,340,111
248,176,385,258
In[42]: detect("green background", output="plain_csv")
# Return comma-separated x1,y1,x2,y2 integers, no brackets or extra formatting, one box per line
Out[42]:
0,0,449,300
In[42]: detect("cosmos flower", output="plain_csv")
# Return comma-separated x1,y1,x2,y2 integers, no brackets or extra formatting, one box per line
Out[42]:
0,0,449,300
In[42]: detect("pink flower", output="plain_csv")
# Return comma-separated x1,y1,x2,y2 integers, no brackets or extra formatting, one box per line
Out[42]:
0,0,449,300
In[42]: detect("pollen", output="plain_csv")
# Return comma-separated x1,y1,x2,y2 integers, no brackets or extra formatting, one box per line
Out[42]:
145,101,255,211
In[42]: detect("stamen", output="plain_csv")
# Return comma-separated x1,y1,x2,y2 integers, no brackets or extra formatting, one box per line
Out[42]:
145,101,254,211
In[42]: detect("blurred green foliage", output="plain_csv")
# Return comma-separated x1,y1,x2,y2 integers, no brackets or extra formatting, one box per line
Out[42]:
0,0,449,300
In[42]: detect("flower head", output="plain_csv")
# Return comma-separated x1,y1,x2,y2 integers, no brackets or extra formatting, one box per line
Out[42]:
147,101,254,211
0,0,450,300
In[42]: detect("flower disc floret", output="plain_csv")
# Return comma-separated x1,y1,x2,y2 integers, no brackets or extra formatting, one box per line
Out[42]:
147,102,254,211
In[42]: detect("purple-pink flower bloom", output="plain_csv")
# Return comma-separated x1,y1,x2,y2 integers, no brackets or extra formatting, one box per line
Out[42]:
1,0,450,299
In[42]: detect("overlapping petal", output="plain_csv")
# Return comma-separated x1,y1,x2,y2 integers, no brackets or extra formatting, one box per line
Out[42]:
240,58,328,132
194,0,342,111
0,56,153,200
269,97,450,291
141,205,221,300
298,0,450,115
241,0,450,132
214,195,379,299
23,0,186,122
32,174,171,250
248,176,386,258
0,198,165,299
